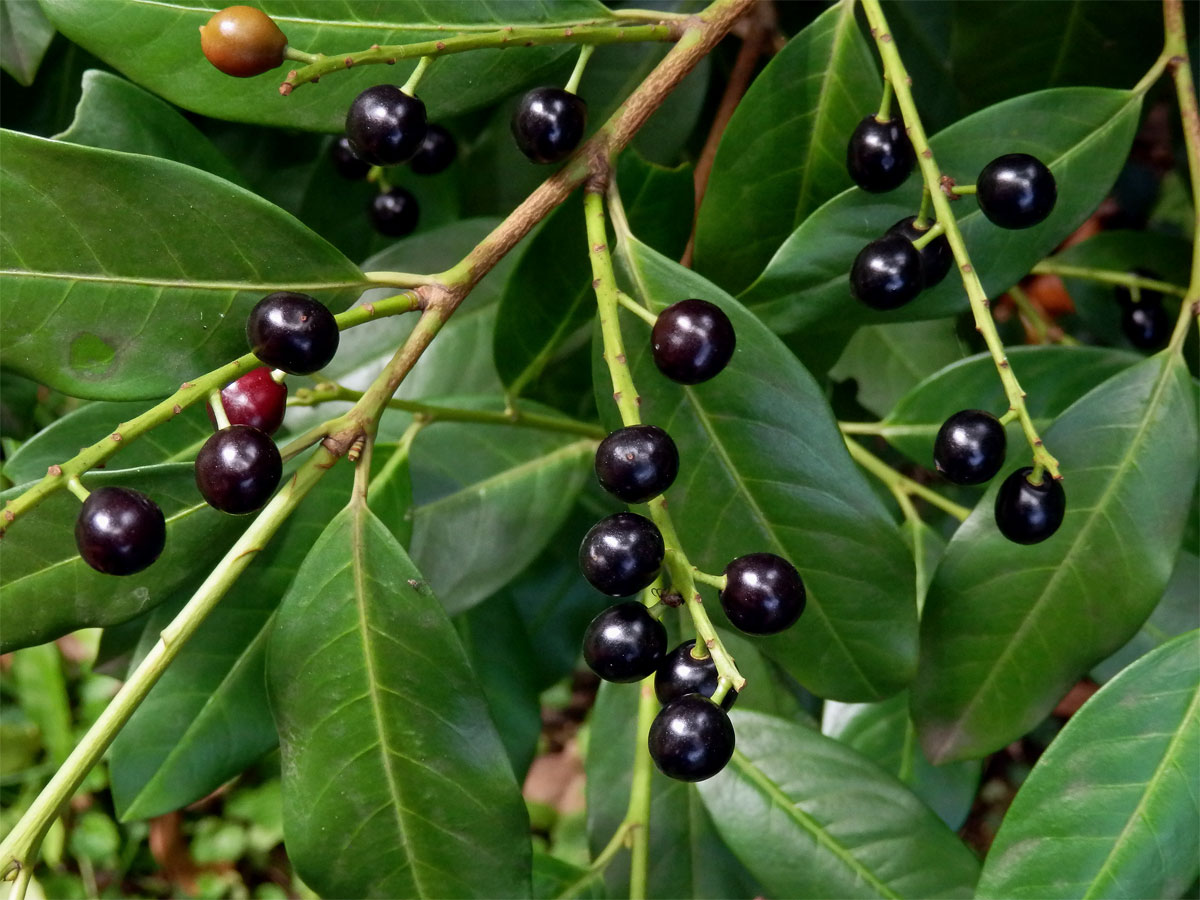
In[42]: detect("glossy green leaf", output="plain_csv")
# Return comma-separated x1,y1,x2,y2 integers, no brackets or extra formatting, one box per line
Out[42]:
876,345,1141,465
613,237,917,701
109,463,354,821
977,631,1200,899
42,0,611,132
914,354,1200,762
532,851,604,900
692,0,880,294
742,88,1143,335
0,131,365,399
9,643,72,765
586,681,762,898
55,69,245,184
408,398,593,615
698,710,980,898
0,0,54,85
0,464,241,652
268,503,530,898
830,319,964,418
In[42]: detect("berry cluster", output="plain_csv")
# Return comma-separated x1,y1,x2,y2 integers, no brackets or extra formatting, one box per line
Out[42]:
578,299,804,781
1116,271,1170,351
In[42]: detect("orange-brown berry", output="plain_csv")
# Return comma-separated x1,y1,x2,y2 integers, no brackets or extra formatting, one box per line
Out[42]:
200,6,287,78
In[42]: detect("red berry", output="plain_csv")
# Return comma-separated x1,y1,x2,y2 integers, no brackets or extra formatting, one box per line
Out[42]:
199,6,287,78
207,367,287,435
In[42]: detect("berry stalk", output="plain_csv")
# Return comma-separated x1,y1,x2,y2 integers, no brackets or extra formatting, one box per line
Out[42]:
1162,0,1200,343
858,0,1062,481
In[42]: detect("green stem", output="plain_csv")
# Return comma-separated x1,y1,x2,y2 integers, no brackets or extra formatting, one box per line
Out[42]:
283,46,318,65
1031,262,1188,297
401,55,435,95
616,290,659,326
913,187,933,228
565,44,596,94
876,77,894,121
282,23,679,93
1009,284,1078,345
844,437,970,522
1163,0,1200,349
207,388,231,430
692,569,727,590
859,0,1062,480
362,270,439,287
627,678,656,900
64,477,89,503
909,221,944,250
949,183,976,195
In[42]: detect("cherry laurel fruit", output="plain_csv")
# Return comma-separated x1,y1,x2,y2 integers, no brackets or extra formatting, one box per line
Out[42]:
887,216,953,289
720,553,806,635
976,153,1057,230
75,486,167,576
246,292,339,375
594,424,679,504
409,124,457,175
846,115,916,193
651,299,736,385
582,602,668,683
934,409,1007,485
850,233,924,310
511,87,587,164
655,640,737,710
994,466,1066,545
346,85,428,167
369,187,420,238
207,367,287,436
199,6,287,78
331,136,371,181
579,512,665,597
195,425,283,515
648,694,736,782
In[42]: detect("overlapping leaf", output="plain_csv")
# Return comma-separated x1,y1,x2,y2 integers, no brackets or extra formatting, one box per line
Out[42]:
269,503,530,898
913,354,1199,762
977,631,1200,899
0,131,365,399
0,0,55,86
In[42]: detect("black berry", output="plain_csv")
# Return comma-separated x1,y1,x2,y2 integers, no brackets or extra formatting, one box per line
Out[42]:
331,136,371,181
74,486,166,576
582,602,668,683
409,124,457,175
246,292,339,375
994,466,1066,545
579,512,664,596
1121,300,1170,350
594,425,679,504
846,115,916,193
655,640,737,710
369,187,420,238
887,216,953,288
720,553,805,635
651,299,736,385
345,85,428,167
934,409,1007,485
199,6,287,78
511,87,587,164
195,425,282,515
850,234,924,310
207,367,287,436
648,694,735,782
976,153,1057,229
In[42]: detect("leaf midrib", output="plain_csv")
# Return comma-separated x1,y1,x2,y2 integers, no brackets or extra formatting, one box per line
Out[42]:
0,269,368,292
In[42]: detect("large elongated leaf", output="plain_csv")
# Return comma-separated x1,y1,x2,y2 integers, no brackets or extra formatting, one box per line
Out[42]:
977,631,1200,900
742,88,1142,335
0,464,241,653
692,0,880,294
611,238,917,701
913,354,1199,762
698,710,980,898
0,131,365,399
0,0,55,86
42,0,611,133
268,504,530,899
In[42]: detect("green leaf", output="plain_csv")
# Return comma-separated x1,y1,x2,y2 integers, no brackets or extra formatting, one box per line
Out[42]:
0,131,365,399
698,710,980,898
913,354,1200,763
55,70,245,184
407,398,593,615
0,464,241,653
586,681,762,898
9,643,73,765
0,0,55,85
532,851,604,900
692,0,880,294
876,345,1141,465
742,88,1143,336
977,631,1200,900
41,0,612,132
613,237,917,701
830,319,964,419
109,463,355,821
268,503,531,899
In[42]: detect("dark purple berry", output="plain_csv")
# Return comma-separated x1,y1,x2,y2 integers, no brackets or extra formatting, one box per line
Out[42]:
594,425,679,504
1121,300,1170,350
246,292,339,375
850,234,924,310
207,367,287,436
74,486,166,576
369,187,419,238
994,466,1066,544
977,153,1056,229
934,409,1007,485
345,85,428,167
195,425,282,515
847,115,916,193
648,694,735,782
887,216,953,288
409,124,457,175
331,136,371,180
582,602,668,683
579,512,664,596
655,640,737,710
720,553,805,635
651,299,736,385
511,87,587,164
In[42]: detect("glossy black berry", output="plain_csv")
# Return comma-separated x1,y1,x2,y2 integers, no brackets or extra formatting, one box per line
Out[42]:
651,299,736,385
850,234,924,310
594,425,679,504
847,115,916,193
994,466,1066,545
195,425,282,515
934,409,1007,485
207,367,287,436
369,187,419,238
977,153,1057,229
74,486,166,576
200,6,287,78
345,85,428,167
648,694,735,782
409,124,457,175
579,512,664,596
1121,299,1170,350
655,640,737,710
720,553,805,635
887,216,953,288
331,136,371,181
582,602,668,683
511,87,587,164
246,292,339,375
